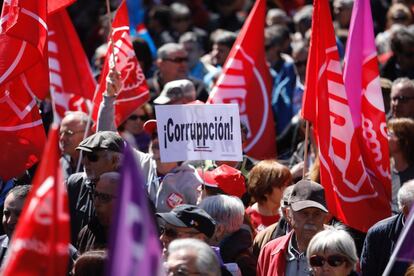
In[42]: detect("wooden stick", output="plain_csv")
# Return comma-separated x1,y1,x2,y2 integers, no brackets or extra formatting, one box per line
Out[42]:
302,120,310,179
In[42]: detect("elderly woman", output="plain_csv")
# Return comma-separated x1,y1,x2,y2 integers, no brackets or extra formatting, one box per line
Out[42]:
388,118,414,212
307,226,358,276
246,160,292,232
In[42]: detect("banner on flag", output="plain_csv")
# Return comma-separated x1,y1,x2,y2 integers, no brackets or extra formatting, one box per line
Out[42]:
106,144,163,276
301,0,390,232
92,0,150,128
155,104,242,162
2,124,70,275
207,0,276,160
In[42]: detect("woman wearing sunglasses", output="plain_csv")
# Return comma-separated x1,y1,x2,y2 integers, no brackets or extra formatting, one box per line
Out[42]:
307,226,358,276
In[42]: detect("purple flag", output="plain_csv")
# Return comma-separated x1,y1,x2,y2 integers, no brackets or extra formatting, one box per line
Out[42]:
106,145,164,276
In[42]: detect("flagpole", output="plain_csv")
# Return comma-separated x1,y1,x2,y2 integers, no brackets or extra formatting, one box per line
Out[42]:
105,0,117,68
302,120,310,179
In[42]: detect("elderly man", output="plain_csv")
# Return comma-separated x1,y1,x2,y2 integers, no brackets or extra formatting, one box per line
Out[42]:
390,78,414,119
66,131,124,243
153,79,196,105
147,43,208,103
77,172,119,253
166,238,221,276
156,204,216,257
59,111,92,179
257,180,329,276
360,179,414,275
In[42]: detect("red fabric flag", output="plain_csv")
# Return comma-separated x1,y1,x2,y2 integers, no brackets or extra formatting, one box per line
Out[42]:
48,9,95,122
0,0,49,180
301,0,390,232
207,0,276,160
92,0,149,127
47,0,75,14
2,124,70,275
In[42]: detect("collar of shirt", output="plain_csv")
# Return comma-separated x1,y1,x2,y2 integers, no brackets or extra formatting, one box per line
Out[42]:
287,233,306,261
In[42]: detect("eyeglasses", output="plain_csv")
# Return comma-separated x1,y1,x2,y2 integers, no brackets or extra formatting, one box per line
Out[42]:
391,95,414,102
309,255,348,267
128,114,148,121
92,190,116,203
163,57,189,63
84,152,101,162
59,129,84,136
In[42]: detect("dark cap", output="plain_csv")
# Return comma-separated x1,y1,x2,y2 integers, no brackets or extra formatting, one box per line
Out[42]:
289,180,328,212
76,131,125,153
153,79,196,105
156,204,216,238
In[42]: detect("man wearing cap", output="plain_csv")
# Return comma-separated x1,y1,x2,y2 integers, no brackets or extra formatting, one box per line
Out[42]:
153,79,197,105
156,204,216,257
257,180,329,276
66,131,125,243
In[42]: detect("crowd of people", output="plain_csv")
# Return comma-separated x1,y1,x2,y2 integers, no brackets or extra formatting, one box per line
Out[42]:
1,0,414,275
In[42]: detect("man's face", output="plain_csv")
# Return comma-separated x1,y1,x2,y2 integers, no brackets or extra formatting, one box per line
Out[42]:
391,82,414,119
2,193,25,238
159,222,203,256
288,207,327,242
59,117,86,157
166,248,200,276
82,150,116,181
92,176,117,227
211,43,231,67
158,49,188,82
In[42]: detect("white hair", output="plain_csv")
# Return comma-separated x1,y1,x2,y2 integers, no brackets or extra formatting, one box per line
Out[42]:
168,238,221,276
199,195,245,234
398,180,414,210
307,224,358,269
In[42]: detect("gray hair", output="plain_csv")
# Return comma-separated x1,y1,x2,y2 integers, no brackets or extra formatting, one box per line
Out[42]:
6,185,31,201
398,180,414,210
199,195,245,234
307,225,358,269
392,77,414,92
157,43,185,60
168,238,221,276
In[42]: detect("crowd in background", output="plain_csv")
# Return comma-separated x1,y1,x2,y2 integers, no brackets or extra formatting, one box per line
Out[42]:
1,0,414,275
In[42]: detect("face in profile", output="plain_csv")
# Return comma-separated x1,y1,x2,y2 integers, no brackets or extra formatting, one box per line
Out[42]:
2,193,25,238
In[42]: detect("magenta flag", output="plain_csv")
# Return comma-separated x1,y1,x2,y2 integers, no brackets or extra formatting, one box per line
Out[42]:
106,145,164,276
343,0,391,218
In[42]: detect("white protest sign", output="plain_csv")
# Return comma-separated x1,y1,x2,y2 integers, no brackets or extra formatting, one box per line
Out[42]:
155,104,242,162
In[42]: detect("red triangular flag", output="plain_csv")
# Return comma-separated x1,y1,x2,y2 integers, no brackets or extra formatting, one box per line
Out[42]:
207,0,276,160
48,9,95,122
2,124,70,275
92,0,149,127
47,0,75,14
301,0,390,232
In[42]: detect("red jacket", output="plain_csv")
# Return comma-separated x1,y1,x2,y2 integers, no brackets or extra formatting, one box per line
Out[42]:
257,231,294,276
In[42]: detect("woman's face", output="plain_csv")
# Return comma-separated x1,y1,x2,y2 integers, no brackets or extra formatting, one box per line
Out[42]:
309,251,353,276
266,185,286,208
123,108,147,135
387,129,401,156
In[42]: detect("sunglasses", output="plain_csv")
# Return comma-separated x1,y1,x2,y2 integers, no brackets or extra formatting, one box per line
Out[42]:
128,114,148,121
92,190,116,203
309,255,347,267
163,57,189,63
391,95,414,102
84,152,100,162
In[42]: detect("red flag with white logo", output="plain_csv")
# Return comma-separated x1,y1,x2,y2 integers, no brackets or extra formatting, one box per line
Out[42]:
0,0,48,180
48,9,95,122
301,0,390,232
2,124,70,275
92,0,149,127
207,0,276,160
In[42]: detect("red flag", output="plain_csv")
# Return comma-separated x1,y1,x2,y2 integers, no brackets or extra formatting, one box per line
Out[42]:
301,0,390,232
48,9,95,122
92,0,149,127
2,124,70,275
207,0,276,160
0,0,49,180
48,0,75,14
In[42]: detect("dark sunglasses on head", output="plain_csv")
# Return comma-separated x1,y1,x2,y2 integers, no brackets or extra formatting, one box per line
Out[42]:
309,254,347,267
92,190,116,203
159,226,178,238
128,114,148,121
163,57,189,63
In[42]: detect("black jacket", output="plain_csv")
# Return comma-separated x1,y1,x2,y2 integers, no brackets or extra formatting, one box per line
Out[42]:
360,213,408,276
